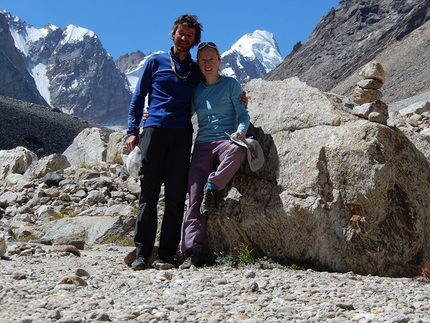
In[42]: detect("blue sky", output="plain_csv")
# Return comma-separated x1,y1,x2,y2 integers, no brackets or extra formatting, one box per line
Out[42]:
1,0,340,60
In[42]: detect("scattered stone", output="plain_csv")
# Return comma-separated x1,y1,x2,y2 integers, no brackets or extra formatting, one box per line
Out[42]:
247,281,259,292
353,100,389,125
47,245,82,256
0,247,412,323
359,61,387,83
0,233,6,257
60,274,88,286
75,268,90,277
352,87,383,105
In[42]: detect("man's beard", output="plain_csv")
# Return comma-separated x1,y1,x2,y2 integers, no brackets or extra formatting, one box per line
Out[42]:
176,41,192,53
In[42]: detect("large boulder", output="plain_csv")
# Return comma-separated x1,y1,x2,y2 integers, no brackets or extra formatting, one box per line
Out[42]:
62,127,110,167
106,131,128,164
40,215,135,244
203,78,430,277
0,146,37,180
24,153,70,179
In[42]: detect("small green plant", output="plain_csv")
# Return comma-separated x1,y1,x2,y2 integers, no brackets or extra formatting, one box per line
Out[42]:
214,251,285,270
101,235,134,246
72,232,87,240
257,259,284,270
234,242,255,266
77,157,89,169
112,153,123,164
215,253,236,268
288,263,307,271
213,242,255,268
19,234,37,242
51,210,79,220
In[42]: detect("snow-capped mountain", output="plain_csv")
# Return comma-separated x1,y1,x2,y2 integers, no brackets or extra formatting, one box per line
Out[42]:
0,11,47,106
1,9,131,126
221,30,283,84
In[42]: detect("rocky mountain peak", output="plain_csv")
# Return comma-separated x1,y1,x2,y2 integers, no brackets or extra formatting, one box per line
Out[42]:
266,0,430,103
115,50,146,75
60,25,96,44
220,30,282,84
223,30,282,73
0,11,47,106
2,11,132,126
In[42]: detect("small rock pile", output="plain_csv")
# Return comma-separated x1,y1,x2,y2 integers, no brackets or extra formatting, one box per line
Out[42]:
352,61,389,125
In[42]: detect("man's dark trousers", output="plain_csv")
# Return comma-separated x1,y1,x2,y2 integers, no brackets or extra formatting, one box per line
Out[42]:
134,127,192,264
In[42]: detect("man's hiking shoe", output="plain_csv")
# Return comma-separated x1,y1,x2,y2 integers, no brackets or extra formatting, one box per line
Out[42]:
131,256,148,270
200,183,216,215
179,252,200,270
152,259,175,270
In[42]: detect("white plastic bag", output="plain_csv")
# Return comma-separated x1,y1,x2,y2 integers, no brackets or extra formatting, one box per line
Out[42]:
126,146,142,178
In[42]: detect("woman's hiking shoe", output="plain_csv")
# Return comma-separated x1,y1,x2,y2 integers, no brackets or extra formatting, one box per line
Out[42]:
200,183,216,215
179,252,200,270
131,256,148,270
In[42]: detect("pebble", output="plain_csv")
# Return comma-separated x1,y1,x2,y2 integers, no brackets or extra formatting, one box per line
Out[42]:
1,245,430,323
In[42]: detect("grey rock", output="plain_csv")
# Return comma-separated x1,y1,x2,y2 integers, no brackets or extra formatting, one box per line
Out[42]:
24,153,70,179
40,172,65,188
0,146,37,180
63,128,110,168
399,101,430,117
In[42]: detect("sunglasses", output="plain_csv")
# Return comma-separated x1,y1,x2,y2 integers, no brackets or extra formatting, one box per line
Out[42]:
198,42,218,50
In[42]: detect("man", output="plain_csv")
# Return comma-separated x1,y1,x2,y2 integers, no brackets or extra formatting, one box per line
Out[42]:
126,14,203,270
126,15,247,270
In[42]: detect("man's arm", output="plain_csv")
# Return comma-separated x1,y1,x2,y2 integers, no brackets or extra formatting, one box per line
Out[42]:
126,58,154,151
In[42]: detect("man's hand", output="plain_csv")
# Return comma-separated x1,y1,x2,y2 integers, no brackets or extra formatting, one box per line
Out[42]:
126,135,139,152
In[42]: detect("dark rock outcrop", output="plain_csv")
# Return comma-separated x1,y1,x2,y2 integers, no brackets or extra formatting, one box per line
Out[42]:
0,95,111,158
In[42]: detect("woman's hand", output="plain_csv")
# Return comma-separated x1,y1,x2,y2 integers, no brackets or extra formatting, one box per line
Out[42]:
232,132,246,142
142,108,149,122
239,91,249,108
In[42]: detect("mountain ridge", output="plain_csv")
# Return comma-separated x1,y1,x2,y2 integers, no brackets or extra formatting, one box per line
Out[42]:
265,0,430,104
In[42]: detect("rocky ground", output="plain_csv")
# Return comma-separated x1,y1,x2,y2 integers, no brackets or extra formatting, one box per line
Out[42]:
1,243,430,323
2,87,430,322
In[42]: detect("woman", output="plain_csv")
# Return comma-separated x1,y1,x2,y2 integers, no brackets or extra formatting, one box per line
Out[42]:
180,42,250,269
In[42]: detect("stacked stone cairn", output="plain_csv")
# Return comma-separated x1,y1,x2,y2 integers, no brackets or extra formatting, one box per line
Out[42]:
352,61,388,125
